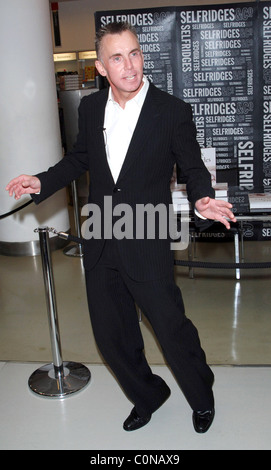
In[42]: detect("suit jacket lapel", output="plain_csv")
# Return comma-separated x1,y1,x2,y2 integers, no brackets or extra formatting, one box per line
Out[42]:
93,89,115,185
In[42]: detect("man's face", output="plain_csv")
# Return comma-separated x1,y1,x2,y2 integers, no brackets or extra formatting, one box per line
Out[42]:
95,30,144,103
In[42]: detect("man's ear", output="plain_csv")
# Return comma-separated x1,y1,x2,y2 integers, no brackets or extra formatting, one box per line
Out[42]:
95,60,107,77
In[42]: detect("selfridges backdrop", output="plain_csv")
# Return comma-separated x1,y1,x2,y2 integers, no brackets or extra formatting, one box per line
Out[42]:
95,2,271,241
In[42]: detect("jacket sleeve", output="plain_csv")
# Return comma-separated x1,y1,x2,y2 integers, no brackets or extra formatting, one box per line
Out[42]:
172,100,215,207
32,97,90,204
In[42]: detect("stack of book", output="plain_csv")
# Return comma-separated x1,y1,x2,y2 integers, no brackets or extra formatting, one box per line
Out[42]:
171,148,229,213
212,182,228,200
171,182,228,213
248,192,271,212
228,188,249,214
59,73,83,90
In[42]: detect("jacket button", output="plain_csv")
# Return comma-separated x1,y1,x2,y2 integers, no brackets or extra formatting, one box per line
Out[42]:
113,187,121,193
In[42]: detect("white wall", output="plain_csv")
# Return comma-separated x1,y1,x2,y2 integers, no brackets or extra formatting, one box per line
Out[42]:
53,0,251,53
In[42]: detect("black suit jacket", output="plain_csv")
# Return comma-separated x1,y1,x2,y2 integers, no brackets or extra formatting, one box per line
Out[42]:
33,83,214,280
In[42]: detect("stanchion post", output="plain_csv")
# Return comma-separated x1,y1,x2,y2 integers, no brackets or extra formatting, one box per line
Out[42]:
39,227,63,373
63,180,83,257
28,226,90,398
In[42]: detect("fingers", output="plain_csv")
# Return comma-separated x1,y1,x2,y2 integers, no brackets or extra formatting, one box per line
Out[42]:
215,214,231,230
212,199,236,219
196,197,237,229
216,208,237,230
6,175,34,200
219,207,236,221
6,183,25,200
6,176,20,192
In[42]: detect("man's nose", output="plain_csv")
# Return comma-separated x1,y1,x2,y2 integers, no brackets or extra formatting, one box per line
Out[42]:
123,56,133,69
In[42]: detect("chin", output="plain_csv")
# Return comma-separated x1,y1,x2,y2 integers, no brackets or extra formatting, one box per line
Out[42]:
126,78,143,91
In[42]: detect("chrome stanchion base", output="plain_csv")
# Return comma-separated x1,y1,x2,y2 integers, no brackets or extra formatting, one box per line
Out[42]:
28,361,91,398
63,244,83,257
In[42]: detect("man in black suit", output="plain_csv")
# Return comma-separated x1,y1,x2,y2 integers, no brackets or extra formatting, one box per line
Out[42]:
6,21,236,433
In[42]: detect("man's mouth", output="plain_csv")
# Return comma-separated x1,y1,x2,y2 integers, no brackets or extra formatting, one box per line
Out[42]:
124,74,136,81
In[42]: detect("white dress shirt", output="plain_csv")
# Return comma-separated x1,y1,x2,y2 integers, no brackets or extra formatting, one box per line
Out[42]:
104,75,149,183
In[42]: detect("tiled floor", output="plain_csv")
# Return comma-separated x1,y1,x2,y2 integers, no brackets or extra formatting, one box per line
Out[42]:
0,237,271,450
0,361,270,450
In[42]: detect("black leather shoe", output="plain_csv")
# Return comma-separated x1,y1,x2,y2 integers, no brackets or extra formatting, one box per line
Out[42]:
123,407,151,431
192,408,215,433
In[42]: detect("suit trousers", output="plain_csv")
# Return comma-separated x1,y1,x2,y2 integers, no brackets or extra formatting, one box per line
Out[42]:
85,239,214,417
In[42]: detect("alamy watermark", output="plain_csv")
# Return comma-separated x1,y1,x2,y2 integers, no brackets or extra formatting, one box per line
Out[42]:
81,196,189,251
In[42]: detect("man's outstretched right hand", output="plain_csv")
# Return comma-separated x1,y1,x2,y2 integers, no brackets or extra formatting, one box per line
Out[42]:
6,175,41,200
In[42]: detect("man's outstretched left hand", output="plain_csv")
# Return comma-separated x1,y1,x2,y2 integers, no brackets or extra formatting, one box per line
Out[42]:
195,196,237,230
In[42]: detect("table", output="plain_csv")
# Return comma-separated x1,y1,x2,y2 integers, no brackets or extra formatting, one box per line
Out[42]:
175,187,271,280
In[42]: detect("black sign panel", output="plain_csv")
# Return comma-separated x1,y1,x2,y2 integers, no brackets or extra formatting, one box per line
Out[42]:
176,4,260,188
260,2,271,190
